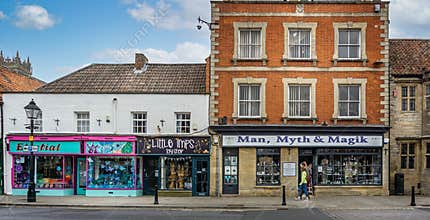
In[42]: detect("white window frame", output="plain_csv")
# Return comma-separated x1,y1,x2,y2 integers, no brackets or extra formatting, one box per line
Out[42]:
288,29,311,59
238,29,262,59
132,112,147,134
283,22,318,61
232,77,267,119
338,29,361,60
333,22,367,61
282,78,317,119
75,112,90,133
333,78,367,120
238,84,261,118
176,112,191,134
233,22,267,61
338,85,361,118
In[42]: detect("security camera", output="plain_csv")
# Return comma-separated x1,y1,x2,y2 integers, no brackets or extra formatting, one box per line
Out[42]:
196,25,202,30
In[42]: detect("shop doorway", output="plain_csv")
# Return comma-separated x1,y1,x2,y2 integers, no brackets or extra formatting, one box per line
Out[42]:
192,158,209,196
298,148,316,186
143,157,159,195
76,157,86,195
222,148,238,194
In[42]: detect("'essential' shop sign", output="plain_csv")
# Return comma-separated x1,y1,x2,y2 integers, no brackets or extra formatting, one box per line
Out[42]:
222,135,383,147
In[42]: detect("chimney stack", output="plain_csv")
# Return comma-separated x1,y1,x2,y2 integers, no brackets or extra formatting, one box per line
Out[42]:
135,53,148,70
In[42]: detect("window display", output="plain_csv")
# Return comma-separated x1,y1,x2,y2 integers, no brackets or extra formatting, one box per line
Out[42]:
13,155,30,188
317,148,382,185
160,157,192,190
224,155,238,185
256,148,280,185
87,157,137,189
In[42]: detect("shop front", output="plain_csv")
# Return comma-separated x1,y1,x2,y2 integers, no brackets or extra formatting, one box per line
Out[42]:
7,135,81,196
137,136,210,196
211,125,389,197
84,136,141,197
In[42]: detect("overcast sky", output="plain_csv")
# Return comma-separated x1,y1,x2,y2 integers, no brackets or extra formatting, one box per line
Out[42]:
0,0,428,82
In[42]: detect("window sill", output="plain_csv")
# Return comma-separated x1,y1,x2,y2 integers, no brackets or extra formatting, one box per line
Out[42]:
232,58,268,65
282,117,318,124
332,117,367,125
332,58,368,66
282,58,318,66
232,116,267,124
255,185,281,189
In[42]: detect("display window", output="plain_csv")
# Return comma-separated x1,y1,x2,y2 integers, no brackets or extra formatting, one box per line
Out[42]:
13,155,73,189
316,148,382,185
160,157,192,190
256,148,280,185
87,157,138,189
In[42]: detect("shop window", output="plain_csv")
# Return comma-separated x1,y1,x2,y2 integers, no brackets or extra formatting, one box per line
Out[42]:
401,143,415,169
338,29,361,59
426,143,430,169
132,112,147,134
317,148,382,185
256,148,280,186
76,112,90,132
288,85,311,117
339,85,360,117
176,113,191,134
239,84,261,117
13,155,73,189
289,29,311,59
160,157,192,190
426,85,430,111
239,29,262,59
401,86,416,112
87,157,136,189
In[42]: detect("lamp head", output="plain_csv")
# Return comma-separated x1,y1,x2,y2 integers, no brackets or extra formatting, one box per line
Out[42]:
24,99,41,119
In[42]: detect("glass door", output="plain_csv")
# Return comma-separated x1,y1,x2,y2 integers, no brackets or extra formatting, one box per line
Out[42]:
192,158,209,196
143,157,159,195
76,157,86,195
222,148,238,194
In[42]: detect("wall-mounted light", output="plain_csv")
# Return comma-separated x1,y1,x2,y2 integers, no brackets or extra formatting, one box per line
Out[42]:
160,119,165,127
197,16,217,30
54,118,60,126
97,119,102,126
9,118,16,125
106,116,110,123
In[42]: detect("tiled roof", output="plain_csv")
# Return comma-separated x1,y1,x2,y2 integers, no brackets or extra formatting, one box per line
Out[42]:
36,63,207,94
390,39,430,76
0,66,45,102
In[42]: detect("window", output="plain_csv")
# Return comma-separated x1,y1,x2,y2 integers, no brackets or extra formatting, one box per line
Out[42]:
338,30,361,59
401,86,416,112
339,85,360,117
238,84,261,117
401,143,415,169
256,148,280,186
426,85,430,111
176,113,191,134
426,143,430,169
239,29,261,59
160,157,192,190
132,112,147,134
76,112,90,132
288,85,311,117
87,157,137,189
289,29,311,59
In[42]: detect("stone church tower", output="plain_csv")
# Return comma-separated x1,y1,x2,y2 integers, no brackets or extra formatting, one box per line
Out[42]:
0,50,32,76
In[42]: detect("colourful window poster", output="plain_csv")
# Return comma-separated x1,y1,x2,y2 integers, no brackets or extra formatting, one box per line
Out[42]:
86,142,134,155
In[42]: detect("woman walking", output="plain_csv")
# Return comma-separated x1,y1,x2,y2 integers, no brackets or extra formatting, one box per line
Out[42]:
296,162,309,200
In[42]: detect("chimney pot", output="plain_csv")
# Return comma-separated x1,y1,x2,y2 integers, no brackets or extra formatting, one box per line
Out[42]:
135,53,148,70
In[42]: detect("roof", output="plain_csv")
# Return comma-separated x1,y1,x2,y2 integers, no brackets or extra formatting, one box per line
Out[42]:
0,66,45,102
35,63,207,94
390,39,430,76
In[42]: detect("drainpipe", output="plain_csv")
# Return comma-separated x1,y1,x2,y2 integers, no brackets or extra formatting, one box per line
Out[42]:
113,98,118,134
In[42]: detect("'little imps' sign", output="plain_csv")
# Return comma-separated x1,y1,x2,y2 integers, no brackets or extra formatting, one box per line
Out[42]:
138,136,210,155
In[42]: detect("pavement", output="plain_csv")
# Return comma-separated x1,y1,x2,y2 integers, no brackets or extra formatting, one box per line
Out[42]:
0,195,429,210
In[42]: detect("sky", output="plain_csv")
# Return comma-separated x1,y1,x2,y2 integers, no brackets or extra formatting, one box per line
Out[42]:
0,0,429,82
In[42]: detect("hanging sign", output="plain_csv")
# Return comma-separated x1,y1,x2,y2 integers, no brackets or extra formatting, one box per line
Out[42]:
223,135,383,147
9,141,81,154
138,137,210,155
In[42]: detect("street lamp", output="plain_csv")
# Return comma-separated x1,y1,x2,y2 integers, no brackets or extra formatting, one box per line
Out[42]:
24,99,41,202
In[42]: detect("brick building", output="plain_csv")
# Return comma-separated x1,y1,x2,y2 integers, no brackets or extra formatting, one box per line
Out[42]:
389,39,430,195
208,0,390,197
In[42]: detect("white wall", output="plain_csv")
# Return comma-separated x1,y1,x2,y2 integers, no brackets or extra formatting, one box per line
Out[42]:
2,93,209,194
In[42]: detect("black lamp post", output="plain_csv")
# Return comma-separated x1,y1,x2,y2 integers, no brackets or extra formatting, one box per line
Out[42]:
24,99,41,202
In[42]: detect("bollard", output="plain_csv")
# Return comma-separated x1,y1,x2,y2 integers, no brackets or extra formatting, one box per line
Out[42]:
282,185,286,206
410,186,416,206
154,185,159,205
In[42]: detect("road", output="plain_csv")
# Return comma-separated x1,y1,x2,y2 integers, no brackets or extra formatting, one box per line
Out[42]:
0,207,429,220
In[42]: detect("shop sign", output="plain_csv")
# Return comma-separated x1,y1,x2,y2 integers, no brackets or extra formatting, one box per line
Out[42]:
223,135,383,147
85,142,134,154
9,141,81,154
138,137,210,155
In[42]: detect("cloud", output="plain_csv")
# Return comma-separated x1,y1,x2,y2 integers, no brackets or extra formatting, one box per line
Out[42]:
125,0,210,30
93,42,209,63
0,11,5,20
14,5,57,30
390,0,430,38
